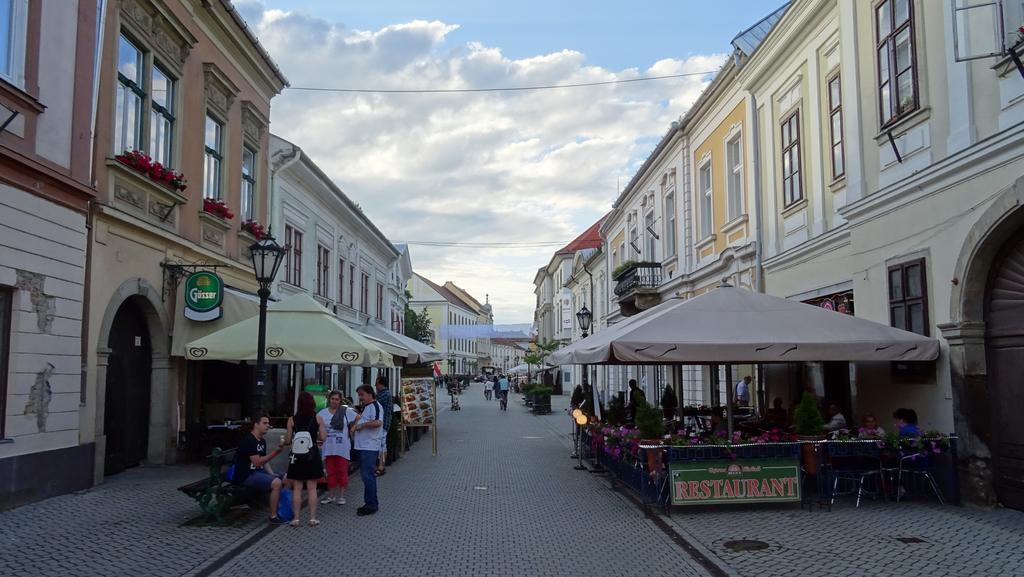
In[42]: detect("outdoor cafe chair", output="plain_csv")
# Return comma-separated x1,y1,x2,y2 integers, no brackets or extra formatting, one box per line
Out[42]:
895,452,945,505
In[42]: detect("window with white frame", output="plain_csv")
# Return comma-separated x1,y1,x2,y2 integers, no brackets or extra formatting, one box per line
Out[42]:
665,194,676,257
629,224,639,259
115,35,145,154
0,0,27,88
203,115,223,199
699,161,713,238
149,65,174,166
726,135,743,220
241,147,256,220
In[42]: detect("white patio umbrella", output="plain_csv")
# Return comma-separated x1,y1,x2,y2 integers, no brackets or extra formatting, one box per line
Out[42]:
549,285,939,365
185,292,394,367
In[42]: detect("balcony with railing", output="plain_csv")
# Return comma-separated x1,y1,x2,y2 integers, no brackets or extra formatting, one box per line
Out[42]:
613,261,662,316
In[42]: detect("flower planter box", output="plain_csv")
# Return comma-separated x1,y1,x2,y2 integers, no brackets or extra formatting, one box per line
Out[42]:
530,394,551,415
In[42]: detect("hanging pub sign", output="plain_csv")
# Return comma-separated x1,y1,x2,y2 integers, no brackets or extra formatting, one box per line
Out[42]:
183,271,224,321
669,458,801,506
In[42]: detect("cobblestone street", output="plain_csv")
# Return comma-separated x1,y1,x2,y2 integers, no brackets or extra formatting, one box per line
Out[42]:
3,389,1024,577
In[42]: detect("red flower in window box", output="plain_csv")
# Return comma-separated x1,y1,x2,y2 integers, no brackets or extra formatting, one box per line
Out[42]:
115,149,187,193
240,219,266,239
202,197,235,221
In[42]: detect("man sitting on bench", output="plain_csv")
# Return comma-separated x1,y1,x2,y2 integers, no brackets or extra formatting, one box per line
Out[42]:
234,414,287,524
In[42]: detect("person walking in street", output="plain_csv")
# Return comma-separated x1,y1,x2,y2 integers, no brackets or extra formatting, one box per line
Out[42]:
354,384,385,516
233,414,287,524
498,374,510,411
374,376,393,477
317,390,358,506
285,392,327,527
484,377,492,400
491,376,500,402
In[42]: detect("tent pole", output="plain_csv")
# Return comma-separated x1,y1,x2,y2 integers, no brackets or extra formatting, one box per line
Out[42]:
725,364,735,439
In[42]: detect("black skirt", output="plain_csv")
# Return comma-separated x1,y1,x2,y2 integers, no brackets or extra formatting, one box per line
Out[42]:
286,415,324,481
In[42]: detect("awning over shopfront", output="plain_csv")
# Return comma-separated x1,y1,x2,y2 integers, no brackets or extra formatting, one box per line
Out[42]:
359,321,443,364
184,292,394,367
549,285,940,365
171,286,261,357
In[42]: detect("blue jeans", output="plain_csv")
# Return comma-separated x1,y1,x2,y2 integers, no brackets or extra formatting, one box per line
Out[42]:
359,449,379,510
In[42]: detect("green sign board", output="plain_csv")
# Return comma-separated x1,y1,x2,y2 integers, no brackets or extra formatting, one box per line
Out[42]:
669,458,801,505
183,271,223,322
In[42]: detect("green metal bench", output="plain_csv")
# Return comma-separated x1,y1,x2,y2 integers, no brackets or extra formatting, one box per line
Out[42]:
177,448,257,522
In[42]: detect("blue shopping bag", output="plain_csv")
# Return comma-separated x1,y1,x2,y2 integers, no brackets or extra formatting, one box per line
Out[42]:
277,488,294,521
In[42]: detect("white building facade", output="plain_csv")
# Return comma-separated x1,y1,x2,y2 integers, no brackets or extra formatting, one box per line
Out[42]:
269,135,405,393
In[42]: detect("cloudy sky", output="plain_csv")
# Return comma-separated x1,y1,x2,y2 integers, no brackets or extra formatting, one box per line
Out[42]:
236,0,782,324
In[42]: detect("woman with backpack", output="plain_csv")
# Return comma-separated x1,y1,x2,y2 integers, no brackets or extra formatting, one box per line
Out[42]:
285,391,327,527
317,390,358,506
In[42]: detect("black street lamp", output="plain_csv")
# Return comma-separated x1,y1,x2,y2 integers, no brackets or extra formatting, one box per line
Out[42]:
249,231,285,414
573,304,594,469
448,353,457,375
576,305,592,338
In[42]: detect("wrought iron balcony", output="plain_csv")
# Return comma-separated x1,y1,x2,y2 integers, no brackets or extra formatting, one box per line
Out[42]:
613,262,662,317
613,262,662,296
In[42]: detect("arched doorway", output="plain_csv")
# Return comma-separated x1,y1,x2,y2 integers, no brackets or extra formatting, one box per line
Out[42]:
985,231,1024,510
103,297,152,476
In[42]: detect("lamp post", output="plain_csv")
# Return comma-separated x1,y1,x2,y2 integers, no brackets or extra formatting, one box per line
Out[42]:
249,231,285,415
572,304,594,470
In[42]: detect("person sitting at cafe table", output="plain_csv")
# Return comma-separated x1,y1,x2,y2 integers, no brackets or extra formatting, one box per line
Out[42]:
765,397,788,428
893,408,921,436
824,402,848,432
859,414,885,437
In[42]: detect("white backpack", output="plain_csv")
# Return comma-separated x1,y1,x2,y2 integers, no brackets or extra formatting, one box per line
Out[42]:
290,430,314,463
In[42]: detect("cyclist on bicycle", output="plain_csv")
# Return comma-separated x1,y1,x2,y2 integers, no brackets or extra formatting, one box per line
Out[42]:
498,374,510,411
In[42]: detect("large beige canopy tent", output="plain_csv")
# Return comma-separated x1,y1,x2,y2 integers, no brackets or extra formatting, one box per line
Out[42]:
549,285,940,437
185,292,394,368
549,285,939,365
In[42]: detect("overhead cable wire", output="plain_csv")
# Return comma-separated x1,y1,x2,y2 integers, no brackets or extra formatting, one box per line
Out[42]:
286,70,720,94
395,240,569,247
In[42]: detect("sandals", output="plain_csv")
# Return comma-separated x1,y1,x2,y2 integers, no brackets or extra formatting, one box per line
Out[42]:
309,519,320,527
289,519,300,527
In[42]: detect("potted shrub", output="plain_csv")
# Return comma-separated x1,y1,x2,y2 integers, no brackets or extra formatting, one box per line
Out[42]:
530,386,552,414
635,400,665,476
660,385,678,421
793,391,825,475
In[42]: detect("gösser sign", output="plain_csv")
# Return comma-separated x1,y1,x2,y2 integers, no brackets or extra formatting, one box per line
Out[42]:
669,458,801,506
183,271,223,322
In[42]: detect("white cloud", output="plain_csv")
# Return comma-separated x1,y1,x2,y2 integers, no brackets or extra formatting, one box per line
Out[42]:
242,4,726,324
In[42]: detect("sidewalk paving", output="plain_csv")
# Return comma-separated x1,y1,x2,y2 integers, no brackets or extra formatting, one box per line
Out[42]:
4,388,1023,577
0,465,265,577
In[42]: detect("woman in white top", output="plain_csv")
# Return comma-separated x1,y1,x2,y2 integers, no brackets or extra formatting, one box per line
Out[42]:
317,391,359,505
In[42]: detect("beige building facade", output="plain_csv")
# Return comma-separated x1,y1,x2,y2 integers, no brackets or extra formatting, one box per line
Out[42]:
84,0,286,483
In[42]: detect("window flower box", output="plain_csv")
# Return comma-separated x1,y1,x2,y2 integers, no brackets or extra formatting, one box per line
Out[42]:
114,149,187,193
202,197,234,221
240,219,266,239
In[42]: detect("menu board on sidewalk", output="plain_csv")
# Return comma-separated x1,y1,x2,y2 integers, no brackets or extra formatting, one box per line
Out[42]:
400,378,435,427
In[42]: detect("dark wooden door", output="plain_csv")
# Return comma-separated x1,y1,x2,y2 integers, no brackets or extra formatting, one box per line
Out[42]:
103,300,152,476
986,232,1024,510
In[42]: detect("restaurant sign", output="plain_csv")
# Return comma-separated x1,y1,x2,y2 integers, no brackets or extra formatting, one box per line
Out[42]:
669,458,801,505
183,271,223,322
